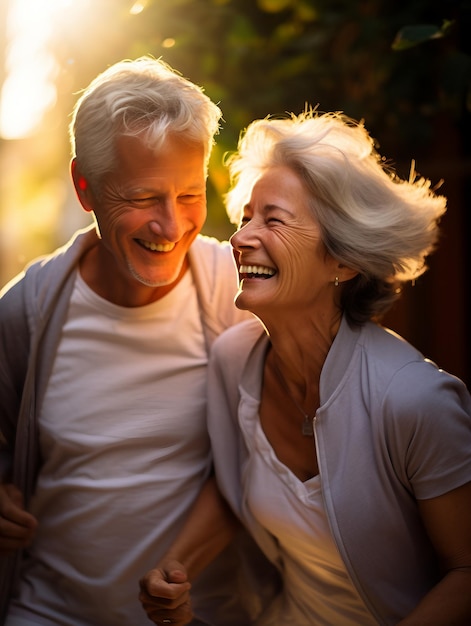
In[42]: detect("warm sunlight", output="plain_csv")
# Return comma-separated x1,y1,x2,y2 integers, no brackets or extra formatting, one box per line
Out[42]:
0,0,77,139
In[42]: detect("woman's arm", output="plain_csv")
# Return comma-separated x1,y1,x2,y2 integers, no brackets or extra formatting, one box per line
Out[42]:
138,475,240,625
399,481,471,625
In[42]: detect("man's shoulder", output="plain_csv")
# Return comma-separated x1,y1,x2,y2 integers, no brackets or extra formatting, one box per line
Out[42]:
189,235,249,342
192,233,233,260
2,226,95,289
190,235,235,286
0,226,96,319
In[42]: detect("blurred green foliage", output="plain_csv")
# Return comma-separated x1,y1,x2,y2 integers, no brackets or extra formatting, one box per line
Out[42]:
392,20,454,50
1,0,468,380
45,0,470,237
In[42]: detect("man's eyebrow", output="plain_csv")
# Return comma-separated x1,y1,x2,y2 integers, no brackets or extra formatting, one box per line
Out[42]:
123,183,206,195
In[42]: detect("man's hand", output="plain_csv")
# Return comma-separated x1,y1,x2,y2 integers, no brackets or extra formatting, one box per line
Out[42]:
0,483,37,554
139,559,193,626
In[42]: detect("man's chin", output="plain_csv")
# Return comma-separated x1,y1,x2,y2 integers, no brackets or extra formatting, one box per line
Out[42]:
128,263,186,289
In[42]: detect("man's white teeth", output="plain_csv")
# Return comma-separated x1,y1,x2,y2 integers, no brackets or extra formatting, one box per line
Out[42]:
141,241,175,252
239,265,275,276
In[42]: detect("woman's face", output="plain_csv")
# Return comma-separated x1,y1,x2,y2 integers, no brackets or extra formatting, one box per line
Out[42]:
230,166,340,317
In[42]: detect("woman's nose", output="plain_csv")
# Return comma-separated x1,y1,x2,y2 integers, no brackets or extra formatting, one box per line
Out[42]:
230,222,256,250
229,229,241,250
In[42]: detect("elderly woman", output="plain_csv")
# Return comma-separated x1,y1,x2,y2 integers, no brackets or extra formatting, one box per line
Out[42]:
140,111,471,626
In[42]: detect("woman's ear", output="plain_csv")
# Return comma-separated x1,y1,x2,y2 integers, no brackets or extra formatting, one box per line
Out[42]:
71,158,93,212
338,263,359,283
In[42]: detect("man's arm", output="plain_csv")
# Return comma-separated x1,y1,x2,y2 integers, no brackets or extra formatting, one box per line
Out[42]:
139,475,239,626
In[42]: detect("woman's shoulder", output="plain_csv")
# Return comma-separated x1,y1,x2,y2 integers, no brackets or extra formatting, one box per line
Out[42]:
362,321,425,362
363,323,464,386
357,323,470,424
212,316,265,354
210,317,267,382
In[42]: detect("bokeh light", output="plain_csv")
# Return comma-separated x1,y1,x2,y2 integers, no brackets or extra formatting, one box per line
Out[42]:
0,0,468,383
0,0,76,139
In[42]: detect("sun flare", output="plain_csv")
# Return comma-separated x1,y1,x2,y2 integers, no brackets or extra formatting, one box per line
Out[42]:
0,0,77,139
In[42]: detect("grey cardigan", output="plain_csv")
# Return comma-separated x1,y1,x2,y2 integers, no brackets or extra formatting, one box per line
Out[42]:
0,225,248,621
208,316,471,625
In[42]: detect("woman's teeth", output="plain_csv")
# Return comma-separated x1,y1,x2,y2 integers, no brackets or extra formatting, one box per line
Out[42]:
239,265,276,277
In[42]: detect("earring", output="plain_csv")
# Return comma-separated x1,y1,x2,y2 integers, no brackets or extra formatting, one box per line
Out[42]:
334,276,339,287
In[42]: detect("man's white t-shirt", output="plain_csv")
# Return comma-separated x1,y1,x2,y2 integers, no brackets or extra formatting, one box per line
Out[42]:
7,269,210,625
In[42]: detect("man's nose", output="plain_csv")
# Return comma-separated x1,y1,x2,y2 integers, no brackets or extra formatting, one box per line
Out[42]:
149,201,183,241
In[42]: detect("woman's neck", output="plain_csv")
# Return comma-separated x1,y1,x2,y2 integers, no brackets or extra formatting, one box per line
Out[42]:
263,305,342,392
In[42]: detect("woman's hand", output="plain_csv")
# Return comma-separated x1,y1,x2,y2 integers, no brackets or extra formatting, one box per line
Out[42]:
138,476,239,624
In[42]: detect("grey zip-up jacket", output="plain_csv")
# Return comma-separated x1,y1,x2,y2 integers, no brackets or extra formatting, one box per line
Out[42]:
208,316,471,625
0,225,253,623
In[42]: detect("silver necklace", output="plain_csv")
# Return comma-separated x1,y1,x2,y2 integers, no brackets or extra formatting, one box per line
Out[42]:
271,357,315,437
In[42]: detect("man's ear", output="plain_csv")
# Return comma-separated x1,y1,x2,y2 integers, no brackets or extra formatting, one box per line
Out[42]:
71,158,93,212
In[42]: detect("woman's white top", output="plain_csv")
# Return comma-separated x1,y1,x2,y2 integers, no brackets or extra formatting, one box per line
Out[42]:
241,411,377,625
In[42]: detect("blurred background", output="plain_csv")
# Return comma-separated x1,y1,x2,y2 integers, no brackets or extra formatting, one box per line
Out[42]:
0,0,469,386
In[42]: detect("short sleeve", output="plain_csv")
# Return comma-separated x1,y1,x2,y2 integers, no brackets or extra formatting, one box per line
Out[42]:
382,361,471,500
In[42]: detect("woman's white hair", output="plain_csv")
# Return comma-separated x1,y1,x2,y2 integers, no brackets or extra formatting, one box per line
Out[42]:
225,110,447,323
70,56,222,191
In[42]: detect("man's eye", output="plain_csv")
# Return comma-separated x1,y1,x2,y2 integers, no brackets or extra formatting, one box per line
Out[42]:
129,197,154,204
239,217,250,227
180,194,204,204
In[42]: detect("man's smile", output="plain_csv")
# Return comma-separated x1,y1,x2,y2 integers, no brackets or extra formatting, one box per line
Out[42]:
137,239,176,252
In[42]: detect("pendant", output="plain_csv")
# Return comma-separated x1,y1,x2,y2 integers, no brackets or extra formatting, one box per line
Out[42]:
302,416,314,437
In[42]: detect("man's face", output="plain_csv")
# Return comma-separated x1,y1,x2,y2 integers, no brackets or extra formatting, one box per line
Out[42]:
85,133,207,306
